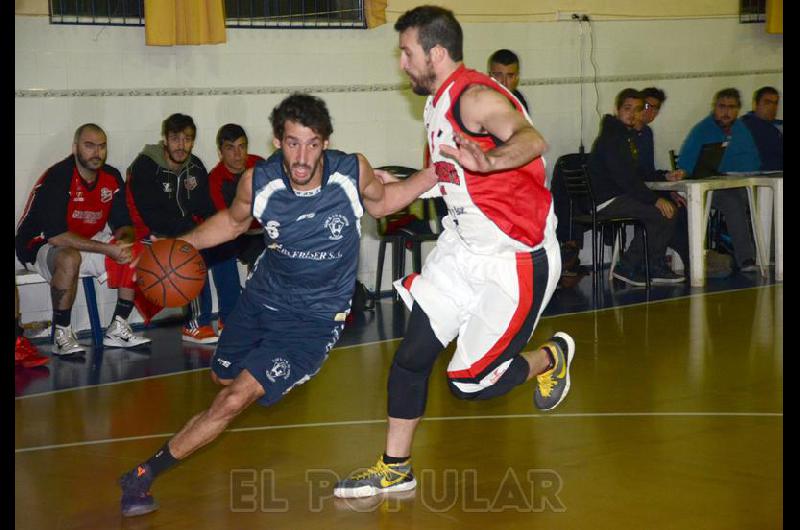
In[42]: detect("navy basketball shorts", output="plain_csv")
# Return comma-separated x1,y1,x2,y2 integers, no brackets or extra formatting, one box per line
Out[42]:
211,290,344,407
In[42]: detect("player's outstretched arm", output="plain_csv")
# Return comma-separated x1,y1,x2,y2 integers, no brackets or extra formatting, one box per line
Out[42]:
182,169,255,250
439,85,547,174
359,154,438,218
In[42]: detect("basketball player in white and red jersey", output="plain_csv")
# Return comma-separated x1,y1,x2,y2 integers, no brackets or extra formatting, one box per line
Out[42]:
335,5,575,498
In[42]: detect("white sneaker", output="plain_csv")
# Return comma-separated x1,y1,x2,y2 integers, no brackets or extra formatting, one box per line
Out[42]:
52,326,86,356
103,316,152,348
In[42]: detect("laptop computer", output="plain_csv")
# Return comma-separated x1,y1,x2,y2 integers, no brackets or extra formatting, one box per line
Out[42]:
689,142,726,179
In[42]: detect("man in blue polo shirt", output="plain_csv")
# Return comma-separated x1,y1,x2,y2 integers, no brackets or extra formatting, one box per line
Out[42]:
677,88,761,272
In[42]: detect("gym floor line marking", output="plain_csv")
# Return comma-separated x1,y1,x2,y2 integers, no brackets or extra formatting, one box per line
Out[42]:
14,412,782,454
15,284,780,400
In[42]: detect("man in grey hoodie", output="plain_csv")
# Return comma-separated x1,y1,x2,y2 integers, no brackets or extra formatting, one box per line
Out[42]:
127,113,235,343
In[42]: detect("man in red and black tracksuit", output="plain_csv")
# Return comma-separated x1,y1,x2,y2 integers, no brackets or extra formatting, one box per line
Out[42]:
15,123,151,356
126,113,231,344
208,124,266,271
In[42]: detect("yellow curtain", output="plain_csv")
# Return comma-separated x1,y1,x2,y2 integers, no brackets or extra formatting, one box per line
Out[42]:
766,0,783,34
365,0,388,28
145,0,226,46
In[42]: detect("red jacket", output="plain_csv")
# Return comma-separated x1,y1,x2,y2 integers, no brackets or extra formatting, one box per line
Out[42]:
208,154,264,230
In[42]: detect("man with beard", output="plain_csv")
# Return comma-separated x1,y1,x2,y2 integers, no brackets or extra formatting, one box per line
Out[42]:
127,113,235,343
677,88,761,272
335,5,574,499
117,93,439,517
15,123,151,355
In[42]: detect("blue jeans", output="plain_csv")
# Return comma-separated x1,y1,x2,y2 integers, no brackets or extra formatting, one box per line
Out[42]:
187,246,242,327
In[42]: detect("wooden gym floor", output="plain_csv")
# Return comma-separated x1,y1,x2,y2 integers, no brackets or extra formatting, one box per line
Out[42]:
15,284,782,529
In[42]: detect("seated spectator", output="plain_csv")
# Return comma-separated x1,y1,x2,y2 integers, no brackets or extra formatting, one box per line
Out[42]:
740,86,783,171
15,124,151,355
634,87,690,272
487,48,529,112
677,88,761,272
126,113,240,344
587,88,683,286
208,124,266,273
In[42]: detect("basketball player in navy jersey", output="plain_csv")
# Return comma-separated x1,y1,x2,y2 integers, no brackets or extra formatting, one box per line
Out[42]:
118,94,439,517
335,6,575,498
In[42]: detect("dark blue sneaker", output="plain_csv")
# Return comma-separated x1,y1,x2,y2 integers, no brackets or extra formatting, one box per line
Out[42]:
119,464,159,517
612,263,647,287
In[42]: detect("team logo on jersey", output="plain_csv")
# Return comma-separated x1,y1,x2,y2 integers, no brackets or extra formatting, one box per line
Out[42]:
162,182,172,193
324,214,349,240
100,187,113,203
265,220,281,239
185,176,198,191
434,161,460,185
266,358,291,382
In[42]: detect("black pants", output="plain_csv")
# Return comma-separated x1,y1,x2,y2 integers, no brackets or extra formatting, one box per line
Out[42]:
599,194,678,271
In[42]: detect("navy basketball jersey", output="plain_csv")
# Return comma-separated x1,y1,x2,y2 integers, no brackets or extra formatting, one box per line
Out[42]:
247,149,363,321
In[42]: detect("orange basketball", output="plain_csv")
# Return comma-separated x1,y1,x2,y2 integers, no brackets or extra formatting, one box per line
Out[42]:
135,239,207,307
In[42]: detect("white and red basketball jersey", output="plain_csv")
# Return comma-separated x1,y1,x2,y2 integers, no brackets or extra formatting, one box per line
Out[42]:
423,65,557,255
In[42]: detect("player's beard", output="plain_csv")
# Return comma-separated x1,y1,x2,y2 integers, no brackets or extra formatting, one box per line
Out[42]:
167,147,190,166
75,152,104,173
407,61,436,96
285,157,322,188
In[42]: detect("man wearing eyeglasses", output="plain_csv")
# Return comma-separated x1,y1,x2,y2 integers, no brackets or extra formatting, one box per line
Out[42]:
632,87,690,274
676,88,761,273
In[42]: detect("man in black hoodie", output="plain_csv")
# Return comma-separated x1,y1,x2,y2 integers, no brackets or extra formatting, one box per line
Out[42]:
587,88,684,286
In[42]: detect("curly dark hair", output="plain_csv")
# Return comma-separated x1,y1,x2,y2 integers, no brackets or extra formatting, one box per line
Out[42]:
269,93,333,141
394,5,463,62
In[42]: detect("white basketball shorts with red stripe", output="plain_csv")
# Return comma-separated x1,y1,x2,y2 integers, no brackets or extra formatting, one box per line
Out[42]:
393,227,561,396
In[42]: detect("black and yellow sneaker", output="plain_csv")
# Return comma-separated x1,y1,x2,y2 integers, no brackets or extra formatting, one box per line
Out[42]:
534,332,575,411
334,457,417,498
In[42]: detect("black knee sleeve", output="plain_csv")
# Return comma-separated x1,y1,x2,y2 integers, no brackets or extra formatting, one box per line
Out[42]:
387,304,444,419
388,360,431,419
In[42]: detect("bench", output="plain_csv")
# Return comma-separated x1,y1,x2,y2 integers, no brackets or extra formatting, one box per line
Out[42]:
15,269,104,346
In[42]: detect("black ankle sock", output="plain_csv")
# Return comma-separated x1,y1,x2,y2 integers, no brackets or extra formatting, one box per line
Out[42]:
113,299,135,321
382,453,410,464
143,442,180,478
53,309,72,328
15,317,24,339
